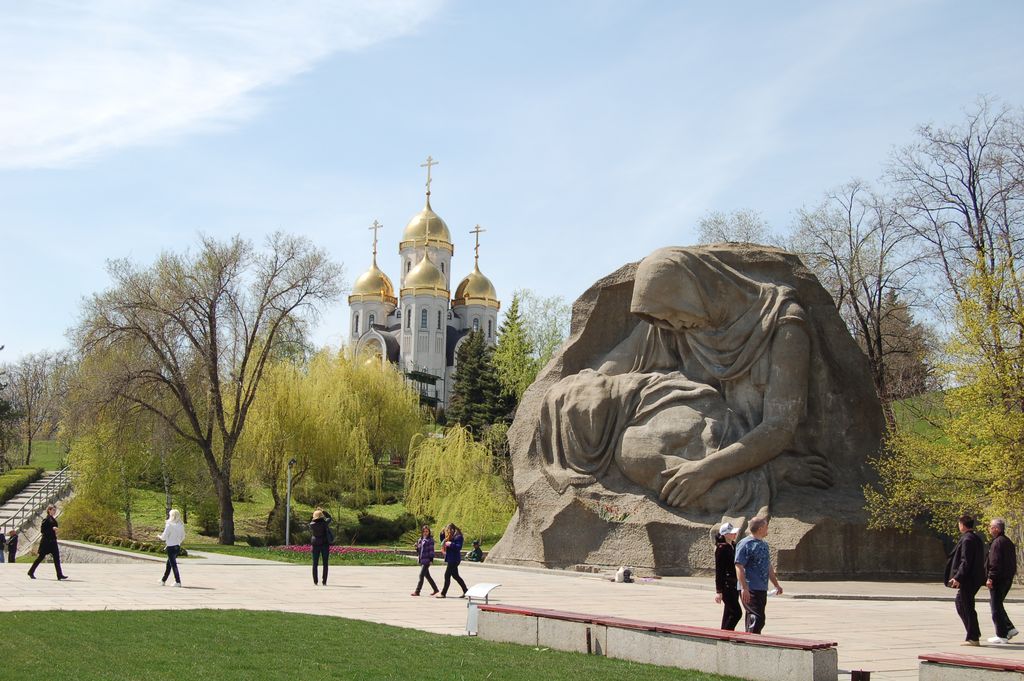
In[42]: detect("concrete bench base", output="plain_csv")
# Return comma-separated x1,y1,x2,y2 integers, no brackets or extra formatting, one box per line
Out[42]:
475,605,838,681
920,653,1024,681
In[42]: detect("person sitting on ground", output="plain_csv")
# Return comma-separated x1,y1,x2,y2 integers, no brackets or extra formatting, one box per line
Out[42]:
466,539,484,563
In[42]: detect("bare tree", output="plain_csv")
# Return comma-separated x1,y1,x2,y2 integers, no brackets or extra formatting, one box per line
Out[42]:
74,233,342,544
1,350,70,465
697,209,779,246
790,180,924,422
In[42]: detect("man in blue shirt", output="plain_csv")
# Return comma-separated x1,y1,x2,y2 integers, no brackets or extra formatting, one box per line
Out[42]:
734,517,782,634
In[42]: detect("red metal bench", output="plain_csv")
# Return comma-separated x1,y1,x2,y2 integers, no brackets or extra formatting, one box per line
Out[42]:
919,652,1024,672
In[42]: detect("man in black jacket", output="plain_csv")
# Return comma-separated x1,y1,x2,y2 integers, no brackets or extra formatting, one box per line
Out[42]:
28,505,68,581
948,514,985,645
986,518,1019,644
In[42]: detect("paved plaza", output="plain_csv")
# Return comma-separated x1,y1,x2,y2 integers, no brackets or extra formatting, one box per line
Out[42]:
1,552,1022,680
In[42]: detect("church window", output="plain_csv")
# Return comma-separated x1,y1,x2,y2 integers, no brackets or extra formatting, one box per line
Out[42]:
353,313,359,335
368,313,375,326
437,310,442,330
420,308,428,329
440,261,445,274
473,317,480,332
406,260,412,274
406,308,411,329
487,319,492,338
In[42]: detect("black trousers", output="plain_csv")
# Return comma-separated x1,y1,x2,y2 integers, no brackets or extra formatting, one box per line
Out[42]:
7,547,14,564
990,579,1016,638
312,544,329,584
955,581,982,641
721,588,742,630
29,542,65,578
743,590,768,634
415,563,438,594
441,562,467,596
162,545,181,584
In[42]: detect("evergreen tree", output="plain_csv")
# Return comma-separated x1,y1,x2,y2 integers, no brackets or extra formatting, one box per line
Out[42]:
447,331,505,434
492,295,536,404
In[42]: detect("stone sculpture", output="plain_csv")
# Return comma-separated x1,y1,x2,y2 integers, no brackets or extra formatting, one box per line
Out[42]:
488,245,944,577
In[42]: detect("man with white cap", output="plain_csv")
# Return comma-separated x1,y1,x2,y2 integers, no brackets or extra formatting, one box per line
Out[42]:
714,521,742,630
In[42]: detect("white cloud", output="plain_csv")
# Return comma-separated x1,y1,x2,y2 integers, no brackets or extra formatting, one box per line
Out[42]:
0,0,442,168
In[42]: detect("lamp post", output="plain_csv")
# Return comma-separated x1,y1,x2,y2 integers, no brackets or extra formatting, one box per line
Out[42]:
285,458,297,546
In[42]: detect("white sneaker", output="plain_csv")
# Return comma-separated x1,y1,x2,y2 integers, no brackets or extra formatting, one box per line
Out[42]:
173,582,181,587
988,636,1009,644
1009,627,1020,640
160,581,166,586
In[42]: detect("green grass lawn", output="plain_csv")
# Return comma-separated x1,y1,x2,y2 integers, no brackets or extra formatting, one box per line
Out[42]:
193,544,417,565
0,610,741,681
11,439,65,471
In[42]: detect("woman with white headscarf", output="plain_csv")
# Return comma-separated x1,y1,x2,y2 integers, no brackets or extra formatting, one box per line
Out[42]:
159,509,186,586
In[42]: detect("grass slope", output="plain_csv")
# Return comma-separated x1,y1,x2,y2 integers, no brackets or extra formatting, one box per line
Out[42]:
0,610,739,681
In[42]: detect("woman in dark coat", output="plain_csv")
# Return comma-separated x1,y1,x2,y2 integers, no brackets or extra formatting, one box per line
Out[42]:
28,505,68,580
309,507,333,586
411,525,439,596
436,523,468,598
714,521,742,630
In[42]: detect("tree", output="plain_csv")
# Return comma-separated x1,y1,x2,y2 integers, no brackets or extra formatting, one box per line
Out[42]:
404,425,515,539
697,208,778,246
867,100,1024,540
0,346,19,464
790,180,925,420
2,350,70,465
447,331,505,433
876,291,937,401
515,288,571,372
239,349,421,535
73,233,342,544
492,294,535,403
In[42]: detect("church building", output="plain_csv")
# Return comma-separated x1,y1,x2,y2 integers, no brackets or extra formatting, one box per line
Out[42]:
348,157,500,408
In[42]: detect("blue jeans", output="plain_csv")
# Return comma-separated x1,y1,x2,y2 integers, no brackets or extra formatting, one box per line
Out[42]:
312,544,329,584
162,545,181,583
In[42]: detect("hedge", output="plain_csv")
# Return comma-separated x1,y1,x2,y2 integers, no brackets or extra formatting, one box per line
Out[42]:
81,534,189,557
0,467,45,506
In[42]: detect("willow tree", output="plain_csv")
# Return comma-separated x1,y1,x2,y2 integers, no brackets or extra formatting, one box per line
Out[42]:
74,233,342,544
404,425,515,539
240,349,422,530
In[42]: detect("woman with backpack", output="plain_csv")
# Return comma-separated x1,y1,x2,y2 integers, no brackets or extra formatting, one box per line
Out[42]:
410,525,439,596
309,507,333,586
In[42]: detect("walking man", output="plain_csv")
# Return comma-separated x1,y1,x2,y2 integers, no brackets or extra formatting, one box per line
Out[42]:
948,514,985,646
986,518,1019,644
28,505,68,581
735,516,782,634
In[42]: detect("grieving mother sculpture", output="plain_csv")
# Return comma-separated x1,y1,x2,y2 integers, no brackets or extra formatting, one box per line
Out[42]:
539,248,832,519
489,244,945,577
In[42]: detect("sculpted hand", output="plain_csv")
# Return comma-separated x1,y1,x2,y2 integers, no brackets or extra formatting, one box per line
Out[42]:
776,451,833,489
659,459,715,507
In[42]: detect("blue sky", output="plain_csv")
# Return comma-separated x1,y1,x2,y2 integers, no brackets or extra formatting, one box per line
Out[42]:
2,1,1023,360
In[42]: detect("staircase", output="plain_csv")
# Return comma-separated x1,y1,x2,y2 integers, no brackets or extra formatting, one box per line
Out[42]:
0,468,72,556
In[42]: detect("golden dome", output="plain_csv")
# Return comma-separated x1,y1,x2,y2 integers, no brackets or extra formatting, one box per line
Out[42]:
453,264,500,310
400,199,453,252
348,260,397,305
401,254,449,297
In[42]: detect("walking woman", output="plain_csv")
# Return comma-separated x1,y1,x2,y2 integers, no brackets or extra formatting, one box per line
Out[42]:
411,525,439,596
309,507,333,586
436,522,468,598
28,505,68,580
159,509,186,586
714,521,742,630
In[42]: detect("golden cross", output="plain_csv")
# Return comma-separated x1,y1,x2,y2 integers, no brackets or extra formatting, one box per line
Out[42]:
470,224,486,265
420,155,438,196
369,219,382,261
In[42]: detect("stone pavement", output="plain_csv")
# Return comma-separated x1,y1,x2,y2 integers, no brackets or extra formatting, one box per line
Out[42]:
0,558,1021,680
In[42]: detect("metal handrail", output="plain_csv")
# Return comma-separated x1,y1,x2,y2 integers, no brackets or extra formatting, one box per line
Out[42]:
0,466,72,535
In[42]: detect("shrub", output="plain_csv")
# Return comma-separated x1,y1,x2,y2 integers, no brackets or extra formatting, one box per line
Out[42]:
195,499,220,537
0,466,45,505
346,511,418,544
58,498,122,539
